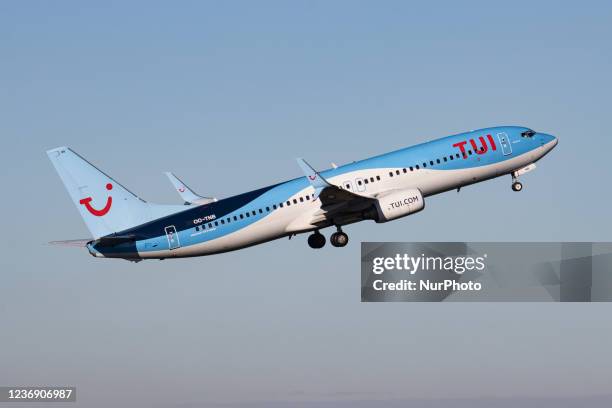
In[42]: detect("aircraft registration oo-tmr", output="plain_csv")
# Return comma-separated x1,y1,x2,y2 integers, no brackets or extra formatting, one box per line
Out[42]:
47,126,557,262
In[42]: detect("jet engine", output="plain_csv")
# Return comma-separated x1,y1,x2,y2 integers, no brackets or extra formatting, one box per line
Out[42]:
368,188,424,223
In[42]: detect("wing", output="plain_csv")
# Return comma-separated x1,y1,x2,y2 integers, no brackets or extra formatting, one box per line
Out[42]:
164,172,217,205
295,158,376,227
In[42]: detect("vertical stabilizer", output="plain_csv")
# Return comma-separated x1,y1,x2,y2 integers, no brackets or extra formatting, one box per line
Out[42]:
47,147,185,238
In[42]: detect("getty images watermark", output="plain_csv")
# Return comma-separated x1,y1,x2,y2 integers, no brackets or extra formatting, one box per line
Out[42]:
361,242,612,302
371,252,486,292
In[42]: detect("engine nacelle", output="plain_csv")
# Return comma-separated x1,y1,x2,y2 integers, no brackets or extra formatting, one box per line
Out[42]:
371,188,424,223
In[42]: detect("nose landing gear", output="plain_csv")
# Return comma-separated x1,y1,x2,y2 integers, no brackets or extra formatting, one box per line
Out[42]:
512,181,523,192
511,171,523,192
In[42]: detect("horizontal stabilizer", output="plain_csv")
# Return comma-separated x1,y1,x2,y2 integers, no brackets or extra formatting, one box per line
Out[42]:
49,235,140,248
49,239,92,247
165,172,217,205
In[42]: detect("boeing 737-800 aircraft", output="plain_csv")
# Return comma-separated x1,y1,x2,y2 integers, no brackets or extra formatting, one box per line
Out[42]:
48,126,557,261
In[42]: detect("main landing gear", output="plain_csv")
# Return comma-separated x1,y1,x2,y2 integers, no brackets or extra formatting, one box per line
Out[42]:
307,231,326,249
511,171,523,192
307,227,349,249
330,227,349,248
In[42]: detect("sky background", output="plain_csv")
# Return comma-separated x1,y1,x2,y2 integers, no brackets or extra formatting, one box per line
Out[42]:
1,1,612,407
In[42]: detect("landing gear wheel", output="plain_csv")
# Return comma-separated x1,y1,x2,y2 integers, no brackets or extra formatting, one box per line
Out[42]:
330,232,349,248
512,181,523,192
307,232,326,249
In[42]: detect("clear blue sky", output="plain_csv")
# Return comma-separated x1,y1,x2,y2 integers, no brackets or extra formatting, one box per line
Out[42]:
1,1,612,407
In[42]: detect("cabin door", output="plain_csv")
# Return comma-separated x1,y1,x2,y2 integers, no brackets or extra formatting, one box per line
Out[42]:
165,225,181,250
497,132,512,156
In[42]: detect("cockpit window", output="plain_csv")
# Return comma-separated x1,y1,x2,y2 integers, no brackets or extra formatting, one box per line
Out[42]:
521,129,536,138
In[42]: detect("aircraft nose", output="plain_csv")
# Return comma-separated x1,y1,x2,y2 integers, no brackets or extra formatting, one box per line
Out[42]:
539,133,557,145
538,133,558,153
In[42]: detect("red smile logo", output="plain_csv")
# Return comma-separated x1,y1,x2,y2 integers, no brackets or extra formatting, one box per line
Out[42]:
79,183,113,216
308,175,317,181
178,187,186,193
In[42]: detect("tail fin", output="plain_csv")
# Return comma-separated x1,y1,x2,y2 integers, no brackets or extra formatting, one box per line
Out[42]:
47,147,185,238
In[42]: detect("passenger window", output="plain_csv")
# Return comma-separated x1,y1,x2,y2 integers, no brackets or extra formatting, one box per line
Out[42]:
293,199,297,204
266,207,270,212
468,150,472,155
273,204,277,209
245,212,250,217
423,163,427,168
240,214,244,219
403,168,407,173
376,175,381,181
370,177,374,182
443,157,447,162
430,160,434,166
299,197,304,202
456,153,460,158
280,202,284,208
409,166,414,171
437,159,440,164
389,172,393,177
395,170,400,175
214,221,219,226
208,223,212,228
259,209,263,214
227,218,231,223
364,179,369,184
306,195,310,200
286,201,291,206
416,165,420,170
234,216,238,221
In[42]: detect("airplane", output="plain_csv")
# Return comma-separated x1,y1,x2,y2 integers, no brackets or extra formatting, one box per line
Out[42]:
47,126,557,261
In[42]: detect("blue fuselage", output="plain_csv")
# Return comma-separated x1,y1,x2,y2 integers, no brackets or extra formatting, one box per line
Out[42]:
87,126,557,260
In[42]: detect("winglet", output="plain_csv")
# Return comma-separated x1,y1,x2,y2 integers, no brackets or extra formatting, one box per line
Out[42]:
164,172,217,205
296,158,331,199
